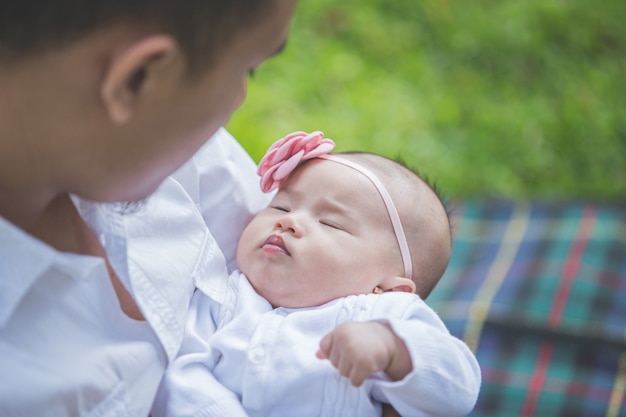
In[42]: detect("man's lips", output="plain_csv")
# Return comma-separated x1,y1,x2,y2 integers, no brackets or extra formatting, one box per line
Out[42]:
261,234,290,255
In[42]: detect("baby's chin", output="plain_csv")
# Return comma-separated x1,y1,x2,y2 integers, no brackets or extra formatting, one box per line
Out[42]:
245,269,340,309
266,292,338,310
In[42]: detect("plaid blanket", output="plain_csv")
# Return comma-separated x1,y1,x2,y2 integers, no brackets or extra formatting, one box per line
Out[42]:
428,200,626,417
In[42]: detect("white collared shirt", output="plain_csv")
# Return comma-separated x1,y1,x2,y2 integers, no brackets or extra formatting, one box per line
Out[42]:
153,271,481,417
0,129,271,417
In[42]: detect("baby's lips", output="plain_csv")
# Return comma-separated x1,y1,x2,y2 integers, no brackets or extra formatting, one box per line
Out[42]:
262,234,290,255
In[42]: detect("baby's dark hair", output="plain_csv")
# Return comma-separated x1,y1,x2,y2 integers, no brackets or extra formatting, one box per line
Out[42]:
0,0,277,75
393,155,453,240
338,151,452,236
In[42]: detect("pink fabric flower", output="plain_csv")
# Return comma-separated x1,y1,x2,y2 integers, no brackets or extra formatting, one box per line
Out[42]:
257,131,336,192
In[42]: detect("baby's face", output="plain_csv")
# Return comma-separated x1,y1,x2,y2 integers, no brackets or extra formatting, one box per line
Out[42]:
237,159,404,308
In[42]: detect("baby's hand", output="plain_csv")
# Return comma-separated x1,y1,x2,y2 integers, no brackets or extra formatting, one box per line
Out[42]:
316,321,401,387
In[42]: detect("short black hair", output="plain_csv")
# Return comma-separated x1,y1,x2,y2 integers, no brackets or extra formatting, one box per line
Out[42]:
338,151,452,238
0,0,277,75
393,154,453,238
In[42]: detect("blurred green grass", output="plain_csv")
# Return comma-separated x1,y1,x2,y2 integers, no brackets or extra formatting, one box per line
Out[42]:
226,0,626,201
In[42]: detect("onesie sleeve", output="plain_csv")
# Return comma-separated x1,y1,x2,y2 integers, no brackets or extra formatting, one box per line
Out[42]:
151,286,249,417
171,128,272,272
370,295,481,417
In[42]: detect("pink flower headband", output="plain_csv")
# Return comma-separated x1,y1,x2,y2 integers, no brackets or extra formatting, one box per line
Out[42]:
257,131,413,279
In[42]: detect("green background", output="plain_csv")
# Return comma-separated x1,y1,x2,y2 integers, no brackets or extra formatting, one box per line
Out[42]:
227,0,626,202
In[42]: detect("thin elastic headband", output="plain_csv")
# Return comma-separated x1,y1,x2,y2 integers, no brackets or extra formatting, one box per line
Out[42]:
319,155,413,279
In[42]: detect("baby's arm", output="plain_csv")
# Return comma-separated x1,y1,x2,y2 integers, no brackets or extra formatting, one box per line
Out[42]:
316,321,411,387
317,294,481,417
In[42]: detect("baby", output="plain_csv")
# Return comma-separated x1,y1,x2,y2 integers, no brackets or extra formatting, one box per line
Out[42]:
152,131,480,417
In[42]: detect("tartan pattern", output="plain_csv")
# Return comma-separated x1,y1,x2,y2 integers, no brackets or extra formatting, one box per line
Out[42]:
429,200,626,417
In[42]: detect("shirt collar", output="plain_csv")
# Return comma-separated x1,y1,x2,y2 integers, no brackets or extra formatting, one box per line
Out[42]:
0,216,106,328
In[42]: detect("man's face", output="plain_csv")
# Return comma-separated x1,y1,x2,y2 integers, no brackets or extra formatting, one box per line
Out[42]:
78,0,296,203
237,159,404,308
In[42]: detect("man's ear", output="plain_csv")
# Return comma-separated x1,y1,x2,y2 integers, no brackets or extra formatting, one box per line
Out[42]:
379,276,417,294
100,35,178,124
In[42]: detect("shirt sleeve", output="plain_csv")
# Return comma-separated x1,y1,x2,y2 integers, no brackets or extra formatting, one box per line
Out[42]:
151,288,250,417
370,297,481,417
171,128,272,272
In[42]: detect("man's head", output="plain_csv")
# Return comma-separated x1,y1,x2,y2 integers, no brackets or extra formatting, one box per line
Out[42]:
236,151,451,308
0,0,296,223
0,1,285,76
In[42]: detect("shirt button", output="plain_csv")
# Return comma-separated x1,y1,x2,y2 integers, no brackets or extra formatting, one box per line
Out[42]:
248,346,266,364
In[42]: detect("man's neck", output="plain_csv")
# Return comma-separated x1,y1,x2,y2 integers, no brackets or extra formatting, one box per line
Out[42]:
24,193,85,253
12,191,146,321
0,141,58,232
0,64,63,232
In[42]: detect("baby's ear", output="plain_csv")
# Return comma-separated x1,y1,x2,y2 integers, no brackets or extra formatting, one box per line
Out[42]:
380,276,416,294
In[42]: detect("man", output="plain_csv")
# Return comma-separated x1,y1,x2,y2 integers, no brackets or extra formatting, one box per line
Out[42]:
0,1,295,415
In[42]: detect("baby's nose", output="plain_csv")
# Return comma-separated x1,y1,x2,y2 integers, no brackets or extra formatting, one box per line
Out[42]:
275,214,302,237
